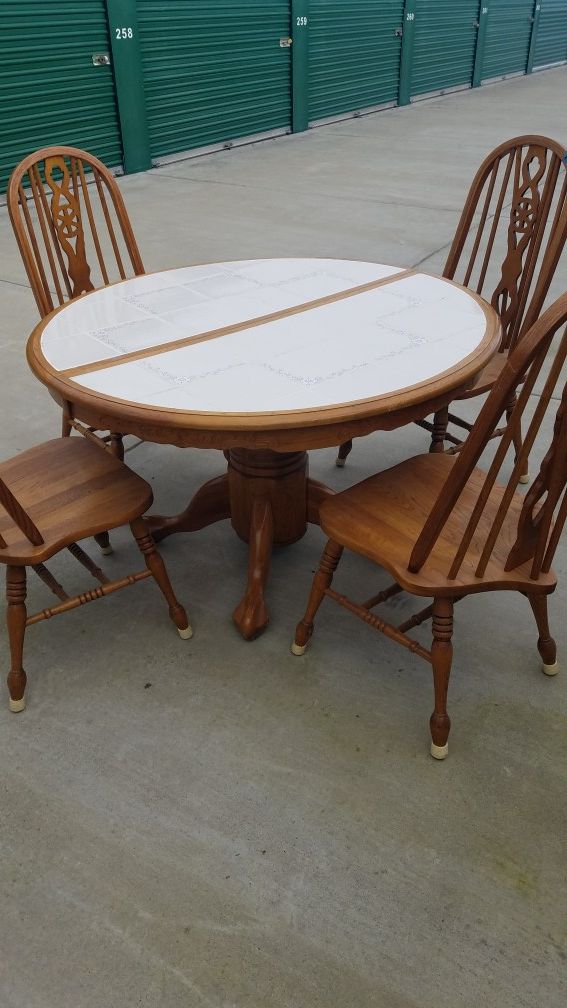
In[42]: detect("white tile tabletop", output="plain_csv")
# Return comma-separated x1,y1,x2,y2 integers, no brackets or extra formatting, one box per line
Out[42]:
39,259,490,415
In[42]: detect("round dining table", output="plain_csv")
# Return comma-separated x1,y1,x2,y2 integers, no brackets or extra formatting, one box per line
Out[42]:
27,258,500,639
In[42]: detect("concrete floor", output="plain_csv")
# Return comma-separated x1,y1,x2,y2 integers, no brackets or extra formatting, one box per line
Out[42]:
1,69,567,1007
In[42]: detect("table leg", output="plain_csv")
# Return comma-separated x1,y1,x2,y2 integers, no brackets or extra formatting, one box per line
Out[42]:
146,450,335,640
232,496,274,639
146,473,231,542
228,452,336,638
228,449,307,638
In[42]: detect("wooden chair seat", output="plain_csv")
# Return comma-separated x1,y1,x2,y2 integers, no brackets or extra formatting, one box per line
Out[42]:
0,438,152,564
319,453,556,597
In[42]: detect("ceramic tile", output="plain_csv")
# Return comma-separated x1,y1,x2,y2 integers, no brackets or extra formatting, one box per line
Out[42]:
126,265,230,291
44,333,118,371
316,260,404,284
43,317,179,369
142,365,309,414
42,297,150,355
185,273,262,300
93,317,182,354
124,285,211,315
269,274,363,302
392,272,483,313
151,339,246,378
230,258,402,286
160,291,291,338
44,259,491,415
73,360,179,399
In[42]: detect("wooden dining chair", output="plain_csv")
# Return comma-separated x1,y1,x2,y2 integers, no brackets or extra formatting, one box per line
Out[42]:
293,292,567,759
336,135,567,472
7,145,145,457
0,436,191,713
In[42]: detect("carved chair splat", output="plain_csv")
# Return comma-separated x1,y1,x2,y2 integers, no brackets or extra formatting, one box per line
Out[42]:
295,293,567,760
336,136,567,471
0,437,191,712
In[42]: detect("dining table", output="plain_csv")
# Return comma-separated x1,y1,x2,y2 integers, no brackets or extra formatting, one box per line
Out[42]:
26,258,501,639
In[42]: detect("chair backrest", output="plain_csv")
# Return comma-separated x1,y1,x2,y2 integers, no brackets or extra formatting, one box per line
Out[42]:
444,136,567,352
7,146,145,319
0,477,44,549
409,292,567,582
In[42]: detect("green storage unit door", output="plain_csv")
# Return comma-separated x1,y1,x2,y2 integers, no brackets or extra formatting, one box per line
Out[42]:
309,2,404,122
533,0,567,68
482,0,534,79
138,1,291,160
411,1,480,97
0,0,122,194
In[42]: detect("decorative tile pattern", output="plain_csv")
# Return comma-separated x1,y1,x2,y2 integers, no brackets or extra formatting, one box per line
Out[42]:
40,260,487,414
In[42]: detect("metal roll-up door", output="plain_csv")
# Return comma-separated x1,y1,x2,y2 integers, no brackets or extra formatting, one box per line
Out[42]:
410,1,480,99
533,0,567,69
0,0,123,194
138,1,292,162
309,2,404,123
482,0,534,80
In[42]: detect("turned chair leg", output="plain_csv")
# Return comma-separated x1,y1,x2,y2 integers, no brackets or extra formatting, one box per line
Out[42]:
109,433,125,461
429,597,454,759
291,540,344,655
130,517,192,639
94,532,113,556
429,406,449,454
336,440,353,468
6,566,27,712
528,594,558,676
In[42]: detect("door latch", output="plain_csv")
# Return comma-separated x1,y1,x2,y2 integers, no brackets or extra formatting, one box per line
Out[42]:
92,52,111,66
279,37,293,47
394,26,403,38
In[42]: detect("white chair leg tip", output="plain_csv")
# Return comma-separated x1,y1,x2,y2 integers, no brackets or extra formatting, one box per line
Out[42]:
430,741,449,760
9,697,26,713
542,660,559,676
99,545,114,556
178,625,193,640
335,458,346,468
291,642,307,656
519,473,530,485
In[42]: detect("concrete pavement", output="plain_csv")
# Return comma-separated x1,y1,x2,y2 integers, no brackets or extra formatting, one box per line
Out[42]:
0,68,566,1008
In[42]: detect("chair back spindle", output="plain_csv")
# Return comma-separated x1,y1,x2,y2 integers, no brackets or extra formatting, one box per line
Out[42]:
444,136,567,352
8,146,144,319
409,294,567,582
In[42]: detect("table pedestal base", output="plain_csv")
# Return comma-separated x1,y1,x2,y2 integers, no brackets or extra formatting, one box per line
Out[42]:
147,450,334,639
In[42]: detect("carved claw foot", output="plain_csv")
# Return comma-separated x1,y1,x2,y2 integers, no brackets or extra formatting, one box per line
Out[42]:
233,594,270,641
